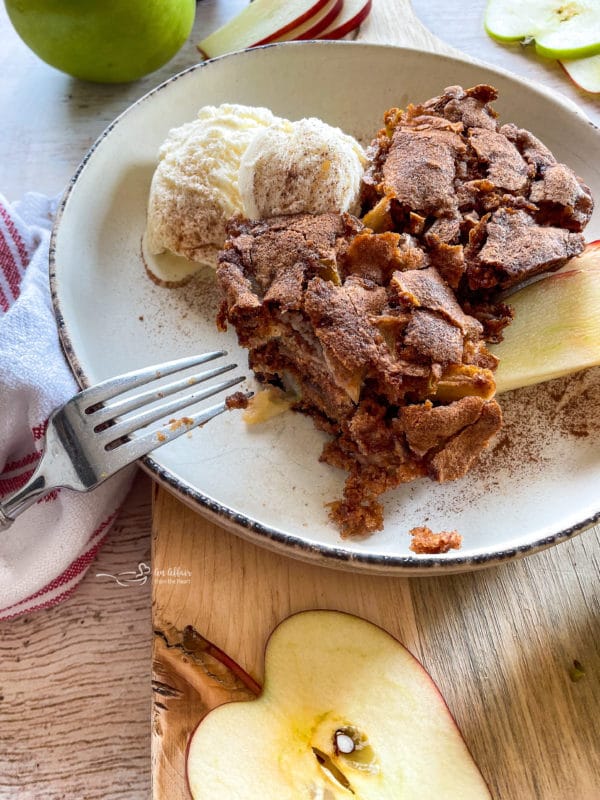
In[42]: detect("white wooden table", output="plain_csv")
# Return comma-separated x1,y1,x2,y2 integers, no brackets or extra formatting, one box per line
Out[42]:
0,1,598,798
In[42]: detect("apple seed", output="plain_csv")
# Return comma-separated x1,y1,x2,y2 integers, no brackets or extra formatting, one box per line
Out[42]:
312,747,355,793
335,731,356,754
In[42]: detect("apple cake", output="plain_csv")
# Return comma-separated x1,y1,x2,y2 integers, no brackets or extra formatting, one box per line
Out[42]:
361,83,593,341
217,213,502,536
216,84,593,538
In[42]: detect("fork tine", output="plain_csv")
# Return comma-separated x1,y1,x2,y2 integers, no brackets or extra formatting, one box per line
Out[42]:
99,374,246,447
102,395,251,469
90,362,238,426
80,351,228,408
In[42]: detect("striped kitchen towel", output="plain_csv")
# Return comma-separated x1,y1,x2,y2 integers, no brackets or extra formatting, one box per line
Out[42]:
0,192,134,621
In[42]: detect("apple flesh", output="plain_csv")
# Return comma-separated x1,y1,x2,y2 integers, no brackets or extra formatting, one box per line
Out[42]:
484,0,600,60
5,0,195,83
197,0,331,59
492,243,600,393
317,0,373,39
187,611,491,799
560,53,600,93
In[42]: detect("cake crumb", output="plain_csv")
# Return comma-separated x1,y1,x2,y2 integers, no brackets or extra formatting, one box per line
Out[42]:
168,416,194,431
409,526,462,554
226,391,250,411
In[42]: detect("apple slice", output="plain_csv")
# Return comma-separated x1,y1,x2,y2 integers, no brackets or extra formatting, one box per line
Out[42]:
270,0,344,42
197,0,331,59
484,0,600,60
560,53,600,94
317,0,373,39
491,251,600,394
187,611,491,799
559,239,600,271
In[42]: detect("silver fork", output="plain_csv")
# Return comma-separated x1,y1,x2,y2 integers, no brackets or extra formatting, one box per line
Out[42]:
0,351,246,529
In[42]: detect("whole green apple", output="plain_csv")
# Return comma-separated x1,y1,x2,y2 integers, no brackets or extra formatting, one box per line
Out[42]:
5,0,196,83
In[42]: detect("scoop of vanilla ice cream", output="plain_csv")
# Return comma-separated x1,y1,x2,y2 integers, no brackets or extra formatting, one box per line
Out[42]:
146,103,279,266
238,117,366,219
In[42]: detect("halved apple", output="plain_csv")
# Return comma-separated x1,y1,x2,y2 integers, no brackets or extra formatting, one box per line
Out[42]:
484,0,600,60
492,244,600,394
187,611,491,799
560,53,600,93
317,0,373,39
270,0,344,42
197,0,332,59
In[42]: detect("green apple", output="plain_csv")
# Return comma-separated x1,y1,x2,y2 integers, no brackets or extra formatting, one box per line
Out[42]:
484,0,600,60
5,0,196,83
492,243,600,394
187,611,491,799
560,53,600,93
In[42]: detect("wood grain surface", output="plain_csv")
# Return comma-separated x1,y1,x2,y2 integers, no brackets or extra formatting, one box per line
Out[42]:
152,492,600,800
0,473,153,800
1,0,600,798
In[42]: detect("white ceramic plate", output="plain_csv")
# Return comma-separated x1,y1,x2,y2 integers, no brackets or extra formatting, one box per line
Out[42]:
50,42,600,573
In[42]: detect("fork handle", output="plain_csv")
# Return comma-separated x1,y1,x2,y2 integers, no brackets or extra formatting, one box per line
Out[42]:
0,505,14,530
0,472,51,530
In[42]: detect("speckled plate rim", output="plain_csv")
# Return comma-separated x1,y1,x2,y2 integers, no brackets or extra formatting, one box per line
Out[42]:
49,40,600,575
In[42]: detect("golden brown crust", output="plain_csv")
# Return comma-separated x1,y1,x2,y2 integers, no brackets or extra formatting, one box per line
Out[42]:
361,84,592,338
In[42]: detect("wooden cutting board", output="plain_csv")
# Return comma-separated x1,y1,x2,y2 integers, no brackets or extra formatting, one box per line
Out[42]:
151,486,600,799
151,3,600,799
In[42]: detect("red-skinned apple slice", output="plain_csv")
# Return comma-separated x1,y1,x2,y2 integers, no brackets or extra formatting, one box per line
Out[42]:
270,0,344,42
560,54,600,94
186,610,491,799
197,0,331,59
317,0,373,39
492,243,600,393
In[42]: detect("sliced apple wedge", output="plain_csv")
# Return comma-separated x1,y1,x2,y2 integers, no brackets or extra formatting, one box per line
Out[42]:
484,0,600,60
492,259,600,394
560,53,600,94
197,0,331,59
187,611,491,799
318,0,373,39
271,0,344,42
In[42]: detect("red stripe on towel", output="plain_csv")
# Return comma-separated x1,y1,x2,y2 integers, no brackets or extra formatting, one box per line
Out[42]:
0,511,118,618
0,226,22,302
0,203,29,266
1,451,41,474
0,283,9,313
